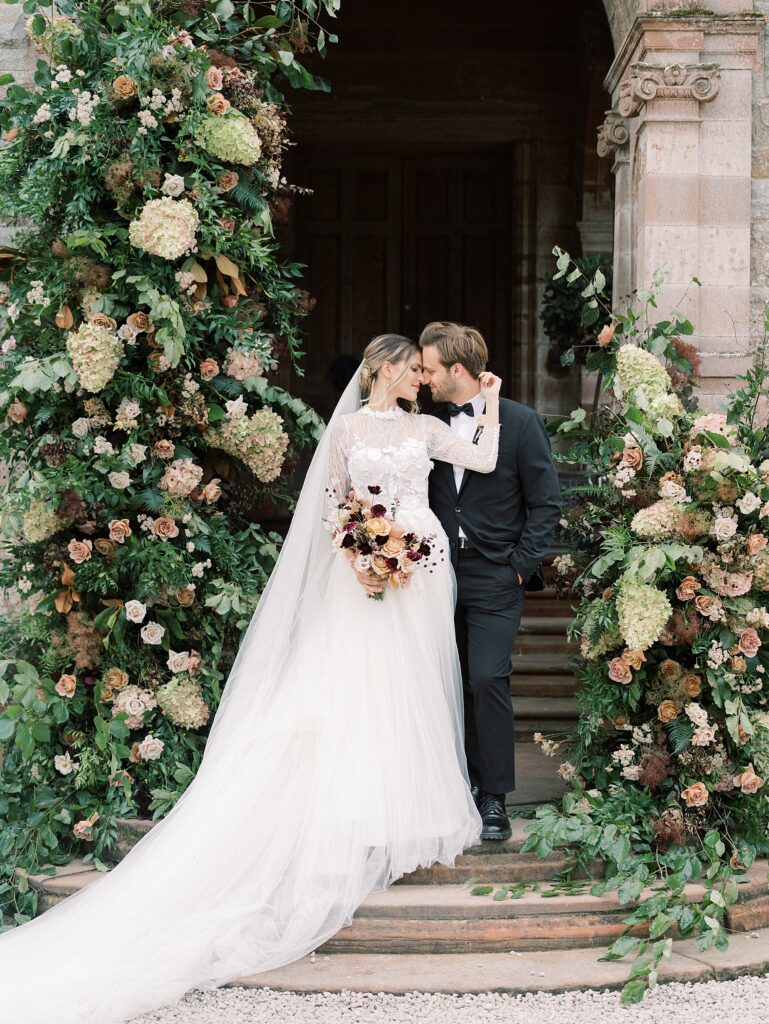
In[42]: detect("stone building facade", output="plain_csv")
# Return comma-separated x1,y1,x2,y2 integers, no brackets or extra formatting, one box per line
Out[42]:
1,1,768,417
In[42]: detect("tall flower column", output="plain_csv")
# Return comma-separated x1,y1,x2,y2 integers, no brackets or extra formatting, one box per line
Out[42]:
601,13,764,408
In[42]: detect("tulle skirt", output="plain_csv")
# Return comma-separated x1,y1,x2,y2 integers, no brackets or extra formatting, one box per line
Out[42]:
0,511,482,1024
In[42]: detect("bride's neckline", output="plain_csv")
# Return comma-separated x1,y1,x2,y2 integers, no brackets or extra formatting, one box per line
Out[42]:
360,405,406,420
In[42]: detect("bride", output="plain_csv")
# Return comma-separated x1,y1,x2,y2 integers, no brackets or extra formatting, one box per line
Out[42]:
0,333,502,1024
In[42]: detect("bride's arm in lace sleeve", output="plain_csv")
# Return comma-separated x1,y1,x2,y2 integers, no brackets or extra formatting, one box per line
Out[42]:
422,372,502,473
323,416,351,528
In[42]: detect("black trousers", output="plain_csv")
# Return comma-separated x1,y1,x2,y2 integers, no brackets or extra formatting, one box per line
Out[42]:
454,548,523,795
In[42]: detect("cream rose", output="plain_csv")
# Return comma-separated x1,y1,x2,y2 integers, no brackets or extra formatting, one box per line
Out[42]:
138,734,165,761
167,649,190,674
713,515,738,542
140,621,165,645
366,517,391,538
124,599,147,623
108,470,131,490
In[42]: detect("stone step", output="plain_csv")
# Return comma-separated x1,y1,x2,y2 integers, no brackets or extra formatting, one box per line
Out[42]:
509,675,578,699
510,652,573,675
230,926,769,994
518,615,574,635
318,862,769,954
512,635,576,655
510,695,578,721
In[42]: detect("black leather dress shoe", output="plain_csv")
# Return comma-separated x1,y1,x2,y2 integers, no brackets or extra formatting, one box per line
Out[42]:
479,792,512,841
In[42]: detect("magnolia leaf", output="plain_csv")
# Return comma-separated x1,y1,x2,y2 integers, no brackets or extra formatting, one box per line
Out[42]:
55,305,74,330
214,254,240,278
188,261,208,284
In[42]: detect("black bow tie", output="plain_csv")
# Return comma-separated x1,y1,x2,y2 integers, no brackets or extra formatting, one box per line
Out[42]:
447,402,476,418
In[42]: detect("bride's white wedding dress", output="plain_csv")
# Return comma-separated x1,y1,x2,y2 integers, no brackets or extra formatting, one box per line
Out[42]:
0,376,500,1024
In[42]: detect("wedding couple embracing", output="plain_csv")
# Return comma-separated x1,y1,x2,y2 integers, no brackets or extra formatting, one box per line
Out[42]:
0,323,562,1024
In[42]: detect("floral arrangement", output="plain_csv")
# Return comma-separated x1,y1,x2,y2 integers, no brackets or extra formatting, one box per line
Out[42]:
514,248,769,1003
327,486,441,600
0,0,338,927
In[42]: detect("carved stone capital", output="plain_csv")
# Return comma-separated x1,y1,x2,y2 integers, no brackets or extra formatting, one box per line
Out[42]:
617,62,721,118
597,111,630,158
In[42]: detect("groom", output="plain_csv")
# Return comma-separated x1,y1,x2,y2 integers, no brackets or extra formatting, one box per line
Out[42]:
420,322,562,841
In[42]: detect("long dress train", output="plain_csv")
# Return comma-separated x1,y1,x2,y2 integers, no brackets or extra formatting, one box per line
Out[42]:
0,389,500,1024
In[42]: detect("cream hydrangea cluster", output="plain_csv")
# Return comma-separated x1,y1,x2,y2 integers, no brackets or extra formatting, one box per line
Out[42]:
156,675,210,730
111,685,158,730
205,405,289,483
630,499,681,540
194,112,262,166
223,346,265,381
616,578,672,651
128,198,199,261
159,457,204,496
65,322,124,392
22,498,63,543
614,344,672,401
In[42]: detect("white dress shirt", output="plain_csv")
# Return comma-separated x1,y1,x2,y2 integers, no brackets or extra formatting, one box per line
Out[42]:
449,391,485,539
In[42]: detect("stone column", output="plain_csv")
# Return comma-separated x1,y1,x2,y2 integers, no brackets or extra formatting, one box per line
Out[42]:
602,14,764,408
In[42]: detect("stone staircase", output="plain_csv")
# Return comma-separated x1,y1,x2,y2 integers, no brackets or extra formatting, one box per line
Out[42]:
510,587,579,740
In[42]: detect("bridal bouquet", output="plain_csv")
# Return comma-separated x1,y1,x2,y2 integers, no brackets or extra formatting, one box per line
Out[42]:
328,487,439,600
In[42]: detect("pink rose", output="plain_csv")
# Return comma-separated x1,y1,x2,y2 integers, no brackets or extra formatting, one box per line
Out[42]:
608,657,633,685
738,628,762,658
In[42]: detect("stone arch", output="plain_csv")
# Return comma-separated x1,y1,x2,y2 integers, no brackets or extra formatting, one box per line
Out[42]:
601,0,637,53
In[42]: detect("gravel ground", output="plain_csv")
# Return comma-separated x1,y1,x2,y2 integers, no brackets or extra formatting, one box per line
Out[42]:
130,973,769,1024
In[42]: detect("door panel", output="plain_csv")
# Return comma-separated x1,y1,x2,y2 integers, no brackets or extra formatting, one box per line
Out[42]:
291,152,512,419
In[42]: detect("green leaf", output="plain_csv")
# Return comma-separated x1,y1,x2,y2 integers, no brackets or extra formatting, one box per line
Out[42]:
0,718,15,742
470,885,494,896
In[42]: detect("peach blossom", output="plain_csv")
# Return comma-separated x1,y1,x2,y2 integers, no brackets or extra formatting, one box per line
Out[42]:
681,782,709,807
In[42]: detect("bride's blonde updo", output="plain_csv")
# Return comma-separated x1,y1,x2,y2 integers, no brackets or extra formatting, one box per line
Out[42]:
359,334,419,413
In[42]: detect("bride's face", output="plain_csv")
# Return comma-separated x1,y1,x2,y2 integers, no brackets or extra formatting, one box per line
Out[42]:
382,352,424,403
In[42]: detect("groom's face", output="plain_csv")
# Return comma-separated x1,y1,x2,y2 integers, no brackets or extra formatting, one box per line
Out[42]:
421,344,459,402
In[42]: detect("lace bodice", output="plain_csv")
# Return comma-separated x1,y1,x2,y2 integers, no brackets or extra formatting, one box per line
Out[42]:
325,406,500,524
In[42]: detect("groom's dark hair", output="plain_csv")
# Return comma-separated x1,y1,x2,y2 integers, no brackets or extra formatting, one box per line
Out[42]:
418,321,488,379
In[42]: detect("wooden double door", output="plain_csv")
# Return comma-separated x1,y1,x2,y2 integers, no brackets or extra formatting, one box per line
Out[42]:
291,151,514,418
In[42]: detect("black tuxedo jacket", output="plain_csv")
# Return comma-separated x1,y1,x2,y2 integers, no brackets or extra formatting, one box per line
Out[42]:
428,398,562,585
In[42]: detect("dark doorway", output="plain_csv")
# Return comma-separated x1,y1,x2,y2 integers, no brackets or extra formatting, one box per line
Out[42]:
291,150,513,417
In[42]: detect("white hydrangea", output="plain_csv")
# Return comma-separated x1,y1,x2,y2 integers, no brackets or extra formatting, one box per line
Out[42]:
129,198,199,261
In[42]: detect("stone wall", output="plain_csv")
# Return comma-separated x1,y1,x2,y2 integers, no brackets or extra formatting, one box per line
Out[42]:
0,4,35,248
752,0,769,361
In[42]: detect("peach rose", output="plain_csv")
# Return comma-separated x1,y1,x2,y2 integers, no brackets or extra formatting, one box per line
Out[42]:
108,518,132,544
608,657,632,685
748,534,768,556
738,628,762,658
55,674,77,698
366,517,391,538
151,516,179,540
737,723,751,745
112,74,137,99
126,311,153,333
73,812,99,841
175,586,196,607
370,554,392,576
695,594,722,618
187,649,202,675
393,570,413,589
383,535,406,555
657,700,679,723
90,312,117,332
731,655,748,673
206,93,231,115
7,400,29,424
623,448,644,472
153,439,176,459
68,538,93,564
681,673,702,697
681,782,709,807
733,763,764,794
597,322,616,348
622,649,646,671
129,741,142,764
676,576,700,601
3,128,19,142
94,538,116,558
612,713,629,730
199,358,220,380
105,667,129,692
200,479,222,503
216,171,240,192
204,66,224,90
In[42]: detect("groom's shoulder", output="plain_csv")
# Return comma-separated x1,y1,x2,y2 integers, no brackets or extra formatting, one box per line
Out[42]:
500,397,542,426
